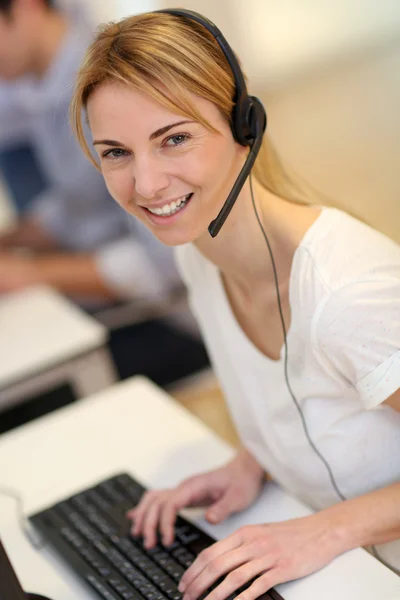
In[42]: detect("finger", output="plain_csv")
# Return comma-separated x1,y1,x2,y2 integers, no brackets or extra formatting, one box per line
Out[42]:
159,482,202,547
179,530,245,592
159,498,179,547
141,496,165,549
181,546,257,600
131,492,163,537
201,557,274,600
127,490,154,521
205,487,239,523
236,569,284,600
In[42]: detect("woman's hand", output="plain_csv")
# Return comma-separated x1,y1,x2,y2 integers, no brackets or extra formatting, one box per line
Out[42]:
127,449,265,549
179,513,345,600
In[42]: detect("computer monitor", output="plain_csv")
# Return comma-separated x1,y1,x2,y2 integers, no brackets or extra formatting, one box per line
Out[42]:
0,538,51,600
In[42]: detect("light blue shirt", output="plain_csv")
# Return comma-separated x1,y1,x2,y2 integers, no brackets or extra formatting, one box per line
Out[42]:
0,3,180,300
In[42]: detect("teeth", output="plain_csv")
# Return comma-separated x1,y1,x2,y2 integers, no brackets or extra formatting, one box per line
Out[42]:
148,194,191,217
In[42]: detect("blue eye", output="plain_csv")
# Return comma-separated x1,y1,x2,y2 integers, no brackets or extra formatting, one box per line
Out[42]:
102,148,128,159
164,134,190,147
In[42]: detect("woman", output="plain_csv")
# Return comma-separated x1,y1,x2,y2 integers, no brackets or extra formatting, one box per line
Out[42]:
70,9,400,597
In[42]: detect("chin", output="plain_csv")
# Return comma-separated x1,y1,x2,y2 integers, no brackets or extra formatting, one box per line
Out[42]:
151,228,198,247
149,220,209,247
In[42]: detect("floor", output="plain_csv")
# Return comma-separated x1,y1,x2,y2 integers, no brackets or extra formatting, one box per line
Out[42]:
169,369,239,448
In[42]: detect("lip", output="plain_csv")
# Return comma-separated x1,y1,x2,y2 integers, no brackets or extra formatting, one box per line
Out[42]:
140,194,192,211
141,193,193,225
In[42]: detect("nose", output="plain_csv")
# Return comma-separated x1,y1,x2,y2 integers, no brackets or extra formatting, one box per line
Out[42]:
133,153,170,200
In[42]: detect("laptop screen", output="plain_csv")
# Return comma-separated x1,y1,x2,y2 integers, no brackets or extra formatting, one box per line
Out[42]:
0,538,26,600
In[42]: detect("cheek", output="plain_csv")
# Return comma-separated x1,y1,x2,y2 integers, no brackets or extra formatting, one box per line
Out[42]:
103,166,135,210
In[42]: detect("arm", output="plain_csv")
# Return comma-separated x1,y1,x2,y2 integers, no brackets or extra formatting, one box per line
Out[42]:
325,388,400,552
0,234,182,302
322,483,400,552
179,476,400,600
0,219,58,252
177,403,400,598
0,251,117,300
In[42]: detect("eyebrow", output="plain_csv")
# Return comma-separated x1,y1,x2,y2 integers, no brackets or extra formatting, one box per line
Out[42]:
93,120,194,146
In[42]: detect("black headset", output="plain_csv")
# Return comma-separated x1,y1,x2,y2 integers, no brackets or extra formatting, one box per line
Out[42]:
156,8,267,238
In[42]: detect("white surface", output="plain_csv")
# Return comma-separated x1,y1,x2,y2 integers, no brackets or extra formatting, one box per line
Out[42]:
79,0,400,88
156,0,400,88
0,376,398,600
83,0,158,23
0,285,107,388
0,347,117,411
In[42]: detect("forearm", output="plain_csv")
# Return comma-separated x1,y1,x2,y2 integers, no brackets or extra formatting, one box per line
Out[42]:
324,482,400,551
237,446,270,481
31,253,119,299
0,219,58,252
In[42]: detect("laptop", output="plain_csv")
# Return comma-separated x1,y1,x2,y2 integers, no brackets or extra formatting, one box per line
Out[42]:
0,538,50,600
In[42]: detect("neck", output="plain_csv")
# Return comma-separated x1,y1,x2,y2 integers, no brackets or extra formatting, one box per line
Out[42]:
194,178,320,296
30,9,69,78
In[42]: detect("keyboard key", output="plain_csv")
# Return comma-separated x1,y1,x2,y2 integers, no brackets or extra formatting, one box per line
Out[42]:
86,489,114,511
99,481,127,504
108,576,133,596
86,574,121,600
171,548,195,568
162,561,185,582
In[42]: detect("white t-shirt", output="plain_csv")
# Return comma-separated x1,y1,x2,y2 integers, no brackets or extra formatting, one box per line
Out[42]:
175,207,400,570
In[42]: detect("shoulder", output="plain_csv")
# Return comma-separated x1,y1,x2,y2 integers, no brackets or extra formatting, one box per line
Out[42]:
297,206,400,325
292,207,400,314
300,209,400,407
297,207,400,290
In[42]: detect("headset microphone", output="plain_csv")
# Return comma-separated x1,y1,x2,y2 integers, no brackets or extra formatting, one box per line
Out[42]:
208,98,266,237
156,8,267,238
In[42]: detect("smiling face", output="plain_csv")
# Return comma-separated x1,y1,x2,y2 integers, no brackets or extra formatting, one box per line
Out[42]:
87,82,247,246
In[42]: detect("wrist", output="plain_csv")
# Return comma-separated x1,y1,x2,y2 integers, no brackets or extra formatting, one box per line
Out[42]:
237,448,266,482
316,502,365,554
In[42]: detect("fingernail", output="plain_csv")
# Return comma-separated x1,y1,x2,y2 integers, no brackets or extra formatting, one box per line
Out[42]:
178,581,186,592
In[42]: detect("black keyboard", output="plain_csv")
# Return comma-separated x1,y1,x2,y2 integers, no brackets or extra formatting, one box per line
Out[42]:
29,473,284,600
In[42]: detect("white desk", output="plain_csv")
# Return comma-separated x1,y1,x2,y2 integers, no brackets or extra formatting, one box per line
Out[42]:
0,376,398,600
0,285,117,410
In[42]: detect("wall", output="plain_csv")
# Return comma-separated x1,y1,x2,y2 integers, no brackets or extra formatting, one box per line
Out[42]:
156,0,400,89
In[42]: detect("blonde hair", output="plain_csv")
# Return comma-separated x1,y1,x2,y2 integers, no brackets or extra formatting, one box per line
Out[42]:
71,11,322,206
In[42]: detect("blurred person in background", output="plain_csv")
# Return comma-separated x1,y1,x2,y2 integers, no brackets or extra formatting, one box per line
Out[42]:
0,0,209,385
